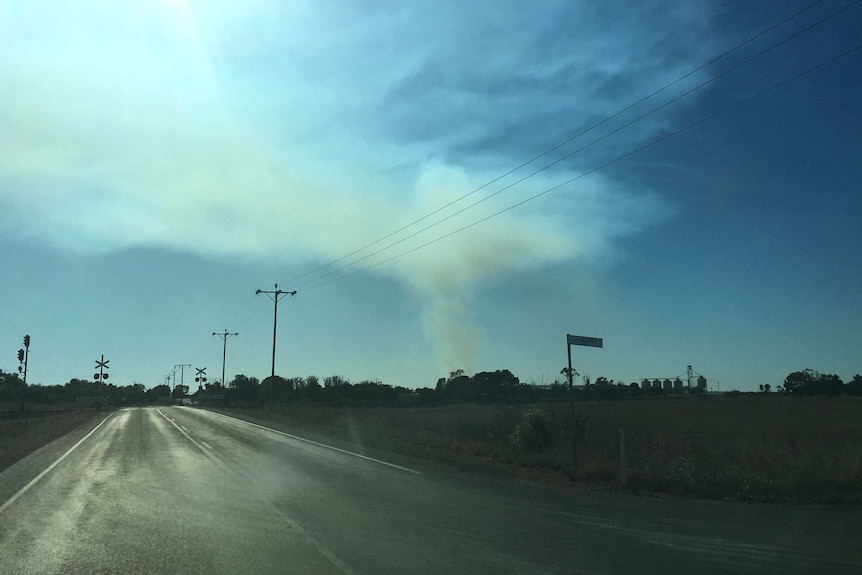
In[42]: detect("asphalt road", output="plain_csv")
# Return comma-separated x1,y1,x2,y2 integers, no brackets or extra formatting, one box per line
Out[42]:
0,406,859,574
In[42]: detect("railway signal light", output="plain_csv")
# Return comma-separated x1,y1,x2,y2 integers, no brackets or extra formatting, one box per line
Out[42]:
17,349,24,363
23,335,30,348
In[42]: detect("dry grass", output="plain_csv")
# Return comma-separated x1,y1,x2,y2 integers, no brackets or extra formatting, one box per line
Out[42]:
225,395,862,502
0,410,98,472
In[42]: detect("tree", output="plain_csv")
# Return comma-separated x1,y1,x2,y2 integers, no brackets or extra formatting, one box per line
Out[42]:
262,375,293,405
784,369,844,395
784,369,817,395
229,374,260,403
146,384,171,403
323,375,347,388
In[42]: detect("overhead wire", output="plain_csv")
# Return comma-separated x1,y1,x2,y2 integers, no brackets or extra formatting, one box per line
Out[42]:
283,0,832,289
296,41,862,292
287,0,859,291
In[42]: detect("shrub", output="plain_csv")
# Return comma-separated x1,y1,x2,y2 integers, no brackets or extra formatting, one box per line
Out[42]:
511,409,557,453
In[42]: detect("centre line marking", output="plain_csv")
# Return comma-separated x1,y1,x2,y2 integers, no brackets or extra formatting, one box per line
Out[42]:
156,408,356,575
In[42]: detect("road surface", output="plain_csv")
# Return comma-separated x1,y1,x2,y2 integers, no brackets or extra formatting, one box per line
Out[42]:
1,407,859,574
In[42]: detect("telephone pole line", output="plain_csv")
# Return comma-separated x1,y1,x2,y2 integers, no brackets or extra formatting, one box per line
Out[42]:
255,284,296,378
173,364,191,391
212,330,238,388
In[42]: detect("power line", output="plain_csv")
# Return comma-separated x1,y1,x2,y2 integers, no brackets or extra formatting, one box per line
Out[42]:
219,293,257,332
288,0,859,291
283,0,834,288
296,42,862,292
232,297,271,333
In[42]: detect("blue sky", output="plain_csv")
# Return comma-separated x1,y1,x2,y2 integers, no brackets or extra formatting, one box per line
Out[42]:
1,0,860,391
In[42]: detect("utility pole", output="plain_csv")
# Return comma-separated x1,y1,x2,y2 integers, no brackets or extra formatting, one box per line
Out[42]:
173,364,191,392
213,330,238,388
255,284,296,378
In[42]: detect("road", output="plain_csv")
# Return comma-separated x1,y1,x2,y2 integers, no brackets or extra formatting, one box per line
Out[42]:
0,407,859,574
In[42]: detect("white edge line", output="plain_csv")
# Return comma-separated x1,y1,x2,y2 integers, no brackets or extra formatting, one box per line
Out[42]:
0,412,115,516
205,409,422,475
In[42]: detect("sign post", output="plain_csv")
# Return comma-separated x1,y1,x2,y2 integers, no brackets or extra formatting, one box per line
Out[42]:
566,333,603,472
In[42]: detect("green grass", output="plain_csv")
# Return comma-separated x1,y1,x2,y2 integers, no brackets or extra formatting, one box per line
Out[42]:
0,411,99,472
222,395,862,503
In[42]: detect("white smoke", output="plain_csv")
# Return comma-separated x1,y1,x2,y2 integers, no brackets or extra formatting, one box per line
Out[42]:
0,0,685,372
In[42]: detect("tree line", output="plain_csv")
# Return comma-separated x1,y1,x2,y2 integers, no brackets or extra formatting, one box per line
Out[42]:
780,369,862,396
0,369,171,407
2,366,860,409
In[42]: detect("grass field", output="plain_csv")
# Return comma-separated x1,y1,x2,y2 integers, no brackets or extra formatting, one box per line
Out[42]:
0,410,100,472
222,395,862,503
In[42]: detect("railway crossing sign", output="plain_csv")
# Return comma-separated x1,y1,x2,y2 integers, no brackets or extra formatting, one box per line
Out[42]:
94,355,109,382
195,367,207,384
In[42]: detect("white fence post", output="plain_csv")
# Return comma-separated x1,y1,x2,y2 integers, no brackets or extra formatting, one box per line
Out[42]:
619,428,627,488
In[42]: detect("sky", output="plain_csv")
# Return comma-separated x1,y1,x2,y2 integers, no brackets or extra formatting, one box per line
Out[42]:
1,0,860,392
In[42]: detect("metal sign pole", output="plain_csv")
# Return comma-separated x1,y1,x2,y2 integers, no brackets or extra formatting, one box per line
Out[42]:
567,341,576,471
565,333,603,474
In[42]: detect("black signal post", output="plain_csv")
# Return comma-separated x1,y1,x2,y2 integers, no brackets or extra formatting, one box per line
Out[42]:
18,334,31,384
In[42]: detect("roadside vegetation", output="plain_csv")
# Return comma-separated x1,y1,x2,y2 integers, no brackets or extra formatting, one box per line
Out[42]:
0,409,98,472
206,368,862,503
2,366,860,501
219,395,862,503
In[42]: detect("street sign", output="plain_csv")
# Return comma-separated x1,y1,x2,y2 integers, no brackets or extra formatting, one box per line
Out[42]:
567,334,603,348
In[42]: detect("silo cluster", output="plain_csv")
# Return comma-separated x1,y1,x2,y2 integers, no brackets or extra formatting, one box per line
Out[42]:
639,375,703,394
